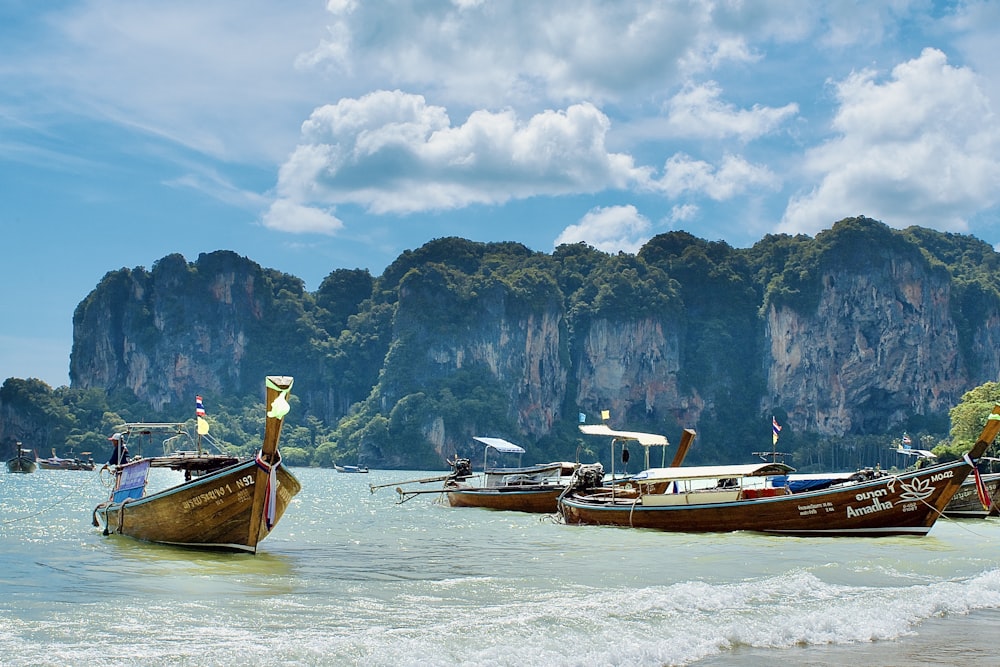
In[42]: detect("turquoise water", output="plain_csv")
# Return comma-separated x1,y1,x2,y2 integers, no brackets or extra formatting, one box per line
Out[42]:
2,467,999,666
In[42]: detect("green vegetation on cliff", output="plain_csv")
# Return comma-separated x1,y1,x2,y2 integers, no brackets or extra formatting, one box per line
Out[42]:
5,217,1000,471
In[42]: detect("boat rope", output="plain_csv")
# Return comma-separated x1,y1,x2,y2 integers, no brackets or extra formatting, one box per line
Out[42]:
628,496,640,528
0,472,100,525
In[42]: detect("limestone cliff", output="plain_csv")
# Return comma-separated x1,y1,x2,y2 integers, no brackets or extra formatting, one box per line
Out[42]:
59,219,1000,467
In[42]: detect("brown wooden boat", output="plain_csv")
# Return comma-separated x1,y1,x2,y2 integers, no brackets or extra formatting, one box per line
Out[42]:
559,406,1000,537
385,437,579,513
93,376,300,553
36,448,95,471
6,444,37,473
943,470,1000,518
444,459,579,513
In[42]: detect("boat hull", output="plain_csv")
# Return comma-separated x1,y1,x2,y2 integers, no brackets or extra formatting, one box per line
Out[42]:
942,472,1000,518
447,486,564,513
37,460,95,471
560,458,973,537
6,456,37,473
95,460,300,552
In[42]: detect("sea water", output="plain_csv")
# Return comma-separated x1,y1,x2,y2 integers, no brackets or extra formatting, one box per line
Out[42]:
1,467,998,666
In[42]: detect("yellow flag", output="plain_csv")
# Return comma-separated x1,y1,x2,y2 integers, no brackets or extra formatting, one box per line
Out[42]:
601,410,610,421
197,416,210,435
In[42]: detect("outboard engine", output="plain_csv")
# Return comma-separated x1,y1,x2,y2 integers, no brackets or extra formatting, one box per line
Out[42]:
449,457,473,480
569,463,605,491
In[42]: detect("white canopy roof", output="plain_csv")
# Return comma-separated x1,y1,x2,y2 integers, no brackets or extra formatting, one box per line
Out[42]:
578,424,668,446
897,446,936,459
473,436,526,454
631,462,793,481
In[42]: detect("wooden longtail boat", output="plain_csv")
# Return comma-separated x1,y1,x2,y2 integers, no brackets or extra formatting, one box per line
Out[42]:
942,470,1000,518
383,437,578,513
36,448,95,471
6,444,37,474
93,376,300,553
558,406,1000,537
335,465,370,473
441,437,576,513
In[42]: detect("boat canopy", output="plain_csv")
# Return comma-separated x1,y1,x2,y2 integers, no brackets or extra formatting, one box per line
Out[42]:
578,424,668,446
897,446,936,459
632,462,794,481
473,437,526,454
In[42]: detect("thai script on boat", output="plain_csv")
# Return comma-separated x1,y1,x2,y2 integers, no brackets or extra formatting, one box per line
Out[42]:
796,501,833,516
854,488,887,502
181,475,255,511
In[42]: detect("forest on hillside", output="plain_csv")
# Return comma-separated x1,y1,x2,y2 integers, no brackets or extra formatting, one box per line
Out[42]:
4,217,1000,471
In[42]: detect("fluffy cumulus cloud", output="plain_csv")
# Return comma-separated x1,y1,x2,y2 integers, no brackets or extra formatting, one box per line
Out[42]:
554,205,653,254
653,153,780,200
663,81,799,141
261,199,343,235
266,90,650,226
781,48,1000,235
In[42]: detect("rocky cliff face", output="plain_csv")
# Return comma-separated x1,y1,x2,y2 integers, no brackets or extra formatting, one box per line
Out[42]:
70,252,305,410
63,220,1000,466
765,256,966,434
574,317,691,424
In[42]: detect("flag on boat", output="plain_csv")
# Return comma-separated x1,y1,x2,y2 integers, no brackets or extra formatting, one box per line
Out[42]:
772,416,782,445
196,395,209,434
601,410,610,421
579,412,586,423
902,432,912,449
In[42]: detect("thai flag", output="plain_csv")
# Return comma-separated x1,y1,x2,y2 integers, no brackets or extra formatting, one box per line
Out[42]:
195,395,206,417
772,417,781,445
902,433,912,448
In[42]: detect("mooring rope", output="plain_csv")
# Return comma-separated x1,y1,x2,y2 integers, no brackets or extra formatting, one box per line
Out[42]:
1,472,100,525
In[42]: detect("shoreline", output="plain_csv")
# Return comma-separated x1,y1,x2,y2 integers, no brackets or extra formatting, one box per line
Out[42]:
696,608,1000,666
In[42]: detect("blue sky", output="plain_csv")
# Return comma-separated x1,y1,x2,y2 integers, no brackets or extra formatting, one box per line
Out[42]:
3,1,999,388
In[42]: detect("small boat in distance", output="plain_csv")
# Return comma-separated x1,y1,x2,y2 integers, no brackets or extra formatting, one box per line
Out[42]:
335,464,370,473
6,443,37,473
36,448,95,471
559,405,1000,537
92,376,301,553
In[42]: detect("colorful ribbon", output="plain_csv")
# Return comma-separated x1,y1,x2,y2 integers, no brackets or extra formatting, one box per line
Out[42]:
255,450,281,530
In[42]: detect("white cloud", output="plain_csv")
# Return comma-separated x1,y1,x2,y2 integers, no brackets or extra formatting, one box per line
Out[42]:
554,205,652,254
663,81,798,141
274,90,649,216
9,2,330,162
669,203,699,223
298,2,770,108
261,199,344,235
653,153,780,200
780,47,1000,235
